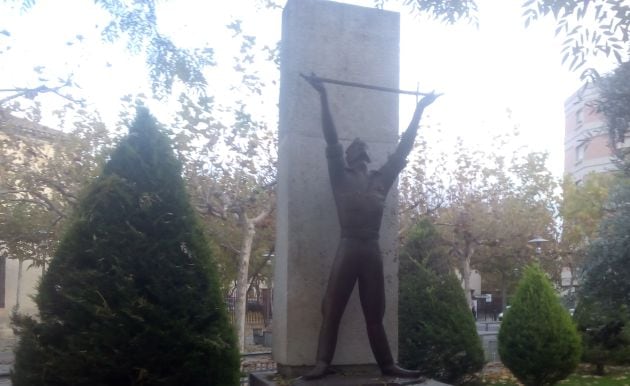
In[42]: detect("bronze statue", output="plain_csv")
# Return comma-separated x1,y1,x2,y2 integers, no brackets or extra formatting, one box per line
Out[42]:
301,73,438,379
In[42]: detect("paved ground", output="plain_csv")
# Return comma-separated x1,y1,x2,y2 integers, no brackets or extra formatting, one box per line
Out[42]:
0,341,274,386
476,321,501,333
0,335,15,386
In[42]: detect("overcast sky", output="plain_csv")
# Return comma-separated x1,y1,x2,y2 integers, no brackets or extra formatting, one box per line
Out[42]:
0,0,621,177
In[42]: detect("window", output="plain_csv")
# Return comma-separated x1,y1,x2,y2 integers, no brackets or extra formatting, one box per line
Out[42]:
576,108,584,127
576,143,586,163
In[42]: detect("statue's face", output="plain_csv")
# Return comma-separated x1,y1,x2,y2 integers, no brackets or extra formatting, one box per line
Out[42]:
346,140,371,165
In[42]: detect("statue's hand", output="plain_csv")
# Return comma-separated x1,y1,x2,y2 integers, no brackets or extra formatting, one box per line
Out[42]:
301,72,326,94
418,92,440,108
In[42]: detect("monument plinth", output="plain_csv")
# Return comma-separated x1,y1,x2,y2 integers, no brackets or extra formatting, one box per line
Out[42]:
249,371,451,386
274,0,400,376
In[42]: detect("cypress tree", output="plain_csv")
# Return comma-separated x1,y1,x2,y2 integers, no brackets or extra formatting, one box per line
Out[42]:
11,108,239,386
398,219,484,384
498,264,581,386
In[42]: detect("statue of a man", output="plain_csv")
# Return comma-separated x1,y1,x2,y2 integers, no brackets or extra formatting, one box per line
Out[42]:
302,73,438,379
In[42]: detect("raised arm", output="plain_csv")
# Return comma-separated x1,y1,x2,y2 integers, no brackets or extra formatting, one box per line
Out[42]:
301,73,339,145
393,93,439,160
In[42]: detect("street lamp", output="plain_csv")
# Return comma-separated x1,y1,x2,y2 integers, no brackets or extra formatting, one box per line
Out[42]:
527,236,548,255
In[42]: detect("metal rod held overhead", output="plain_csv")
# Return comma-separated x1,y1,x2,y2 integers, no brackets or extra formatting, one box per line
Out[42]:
300,73,435,96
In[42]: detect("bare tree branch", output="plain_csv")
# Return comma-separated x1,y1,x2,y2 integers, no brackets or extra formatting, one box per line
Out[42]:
29,191,67,220
0,79,83,106
218,242,241,256
36,177,79,204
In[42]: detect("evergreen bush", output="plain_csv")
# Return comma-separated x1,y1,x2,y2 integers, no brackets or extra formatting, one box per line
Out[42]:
399,220,484,384
11,108,240,386
498,264,581,386
573,299,630,374
573,180,630,374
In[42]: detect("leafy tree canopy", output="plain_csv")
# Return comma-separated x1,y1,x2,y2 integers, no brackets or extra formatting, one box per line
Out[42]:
378,0,628,76
579,178,630,314
377,0,479,24
15,0,214,97
558,173,615,283
522,0,629,75
597,61,630,172
573,178,630,373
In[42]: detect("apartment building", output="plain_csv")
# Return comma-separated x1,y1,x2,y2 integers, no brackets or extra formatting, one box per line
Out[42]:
564,84,617,182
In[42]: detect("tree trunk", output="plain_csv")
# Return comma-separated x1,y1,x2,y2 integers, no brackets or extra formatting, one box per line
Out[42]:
461,241,475,307
462,256,471,306
501,276,508,312
15,258,23,312
235,218,256,352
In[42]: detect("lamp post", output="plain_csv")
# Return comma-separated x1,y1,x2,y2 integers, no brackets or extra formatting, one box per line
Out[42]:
527,236,548,255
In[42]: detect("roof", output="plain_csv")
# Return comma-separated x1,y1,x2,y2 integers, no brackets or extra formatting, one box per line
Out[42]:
0,108,63,142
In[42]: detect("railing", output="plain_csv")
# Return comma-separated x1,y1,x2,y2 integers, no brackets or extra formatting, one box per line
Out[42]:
226,290,273,328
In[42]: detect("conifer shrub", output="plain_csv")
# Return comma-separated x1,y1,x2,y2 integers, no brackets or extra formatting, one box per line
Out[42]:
573,181,630,374
399,220,484,384
573,299,630,375
11,109,240,386
498,264,581,386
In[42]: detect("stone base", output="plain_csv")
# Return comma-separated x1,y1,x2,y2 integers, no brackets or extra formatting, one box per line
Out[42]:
249,371,451,386
276,364,380,379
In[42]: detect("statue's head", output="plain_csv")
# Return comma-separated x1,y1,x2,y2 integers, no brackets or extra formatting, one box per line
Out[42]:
345,137,371,166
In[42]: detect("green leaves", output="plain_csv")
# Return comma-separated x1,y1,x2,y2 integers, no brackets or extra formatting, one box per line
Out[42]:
499,264,581,386
95,0,216,97
11,109,240,386
401,0,479,25
574,179,630,370
522,0,630,74
399,222,484,384
597,62,630,173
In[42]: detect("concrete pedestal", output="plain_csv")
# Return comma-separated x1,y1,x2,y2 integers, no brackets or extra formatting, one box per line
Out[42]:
250,372,451,386
274,0,401,376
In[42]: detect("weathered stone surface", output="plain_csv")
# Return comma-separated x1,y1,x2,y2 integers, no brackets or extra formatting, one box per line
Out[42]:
274,0,400,372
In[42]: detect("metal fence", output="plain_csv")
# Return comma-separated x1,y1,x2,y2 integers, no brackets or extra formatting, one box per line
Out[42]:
226,289,273,328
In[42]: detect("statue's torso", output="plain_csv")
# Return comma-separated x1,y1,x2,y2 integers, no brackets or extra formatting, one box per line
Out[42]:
326,143,403,240
333,169,387,239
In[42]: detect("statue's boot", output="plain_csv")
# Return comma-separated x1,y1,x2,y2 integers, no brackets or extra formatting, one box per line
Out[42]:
366,323,423,379
380,363,424,379
303,361,333,380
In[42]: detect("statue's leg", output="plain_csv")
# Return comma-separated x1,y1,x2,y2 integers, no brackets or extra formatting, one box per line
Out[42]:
359,243,422,379
358,242,391,364
305,241,358,379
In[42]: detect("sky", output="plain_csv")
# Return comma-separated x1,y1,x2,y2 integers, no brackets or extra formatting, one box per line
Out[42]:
0,0,621,177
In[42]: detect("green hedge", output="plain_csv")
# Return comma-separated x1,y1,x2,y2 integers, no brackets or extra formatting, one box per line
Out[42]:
11,108,239,386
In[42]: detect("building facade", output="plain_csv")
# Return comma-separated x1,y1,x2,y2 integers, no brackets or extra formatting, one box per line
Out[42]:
564,84,617,182
0,109,63,337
